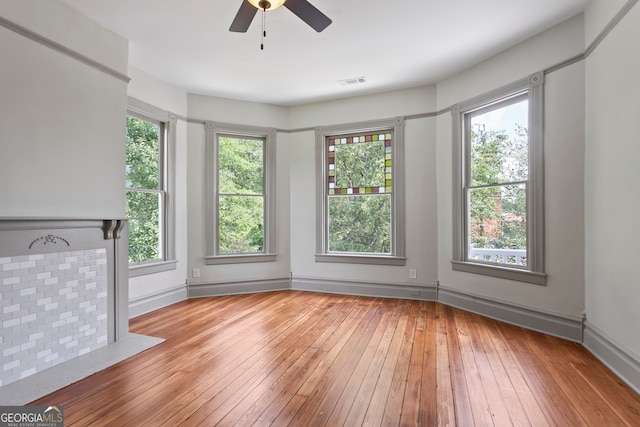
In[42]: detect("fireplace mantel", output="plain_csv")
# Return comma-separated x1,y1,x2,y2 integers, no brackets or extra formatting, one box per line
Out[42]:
0,217,129,387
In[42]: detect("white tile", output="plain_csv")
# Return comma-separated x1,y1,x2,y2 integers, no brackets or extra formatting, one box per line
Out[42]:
2,318,20,328
20,288,36,297
45,302,59,311
3,345,20,357
3,304,20,314
21,314,36,324
37,349,52,359
44,353,59,363
20,367,37,379
20,341,36,351
3,360,20,372
59,336,72,345
3,262,20,271
29,332,45,342
2,276,20,285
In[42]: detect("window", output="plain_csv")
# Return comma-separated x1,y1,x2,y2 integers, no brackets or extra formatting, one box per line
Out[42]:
451,73,545,284
316,118,405,265
125,98,177,276
205,122,276,264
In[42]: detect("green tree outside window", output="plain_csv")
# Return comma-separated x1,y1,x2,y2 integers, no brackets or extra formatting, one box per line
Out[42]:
217,136,265,254
126,116,163,264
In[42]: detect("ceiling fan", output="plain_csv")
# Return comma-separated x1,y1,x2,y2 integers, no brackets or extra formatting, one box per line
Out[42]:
229,0,332,33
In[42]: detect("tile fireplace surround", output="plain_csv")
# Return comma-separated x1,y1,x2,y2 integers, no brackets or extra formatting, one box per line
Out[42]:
0,218,160,404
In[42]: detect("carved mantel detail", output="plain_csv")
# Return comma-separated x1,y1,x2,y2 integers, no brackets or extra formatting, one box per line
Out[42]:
103,219,126,240
28,234,70,249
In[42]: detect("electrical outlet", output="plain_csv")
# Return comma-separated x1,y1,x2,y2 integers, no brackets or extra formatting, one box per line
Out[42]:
192,268,200,278
409,268,417,279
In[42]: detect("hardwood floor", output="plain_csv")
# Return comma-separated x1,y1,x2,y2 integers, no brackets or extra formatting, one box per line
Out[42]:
31,290,640,426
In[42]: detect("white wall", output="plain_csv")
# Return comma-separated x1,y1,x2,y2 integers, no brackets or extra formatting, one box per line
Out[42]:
0,1,128,218
126,67,190,305
584,1,640,359
186,95,291,288
584,0,628,43
435,14,586,319
288,87,439,289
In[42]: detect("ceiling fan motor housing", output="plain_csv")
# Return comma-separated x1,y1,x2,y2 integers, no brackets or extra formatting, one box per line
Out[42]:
231,0,332,33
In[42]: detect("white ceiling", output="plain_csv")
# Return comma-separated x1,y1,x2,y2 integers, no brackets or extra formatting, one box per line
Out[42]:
60,0,588,106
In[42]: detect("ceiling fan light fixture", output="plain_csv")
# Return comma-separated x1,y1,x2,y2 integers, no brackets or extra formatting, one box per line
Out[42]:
248,0,286,10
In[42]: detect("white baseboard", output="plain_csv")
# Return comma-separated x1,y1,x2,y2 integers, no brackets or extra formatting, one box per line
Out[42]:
583,321,640,394
292,277,437,301
188,277,290,298
437,286,583,342
129,285,188,318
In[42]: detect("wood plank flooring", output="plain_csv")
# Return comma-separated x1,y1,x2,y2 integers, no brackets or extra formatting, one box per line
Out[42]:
31,290,640,426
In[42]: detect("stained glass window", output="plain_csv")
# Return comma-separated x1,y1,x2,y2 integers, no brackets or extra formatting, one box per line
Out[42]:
327,132,392,195
326,132,393,254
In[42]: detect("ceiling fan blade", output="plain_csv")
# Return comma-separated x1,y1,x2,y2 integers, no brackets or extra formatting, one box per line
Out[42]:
229,1,258,33
284,0,332,32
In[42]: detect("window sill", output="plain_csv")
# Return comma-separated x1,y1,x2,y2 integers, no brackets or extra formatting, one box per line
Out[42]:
129,260,177,278
451,260,546,285
205,253,277,265
315,254,406,266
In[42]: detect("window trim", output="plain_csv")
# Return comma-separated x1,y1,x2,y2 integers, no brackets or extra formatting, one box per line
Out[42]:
205,122,277,265
451,72,545,285
126,97,177,277
315,118,406,266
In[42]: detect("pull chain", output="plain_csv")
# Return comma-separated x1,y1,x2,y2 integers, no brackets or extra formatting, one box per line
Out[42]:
261,7,266,50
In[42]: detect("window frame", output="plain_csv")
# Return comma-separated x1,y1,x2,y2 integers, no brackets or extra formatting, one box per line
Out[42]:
126,97,177,277
315,118,406,266
451,72,546,285
205,122,277,265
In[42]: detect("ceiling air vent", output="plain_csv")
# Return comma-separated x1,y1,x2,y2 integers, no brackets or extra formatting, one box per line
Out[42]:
337,76,366,86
